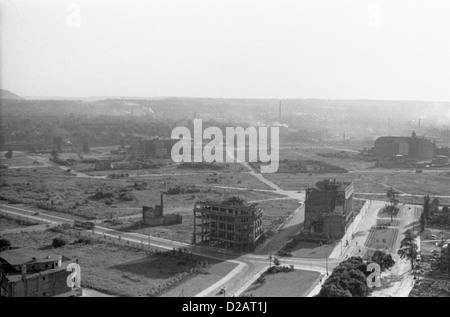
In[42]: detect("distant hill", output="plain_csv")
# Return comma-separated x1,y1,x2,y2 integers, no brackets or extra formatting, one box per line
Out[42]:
0,89,23,100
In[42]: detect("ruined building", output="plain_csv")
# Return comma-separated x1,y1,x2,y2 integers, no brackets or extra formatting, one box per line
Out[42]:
142,194,182,226
0,248,81,297
374,131,435,166
130,138,178,158
302,179,354,240
94,159,113,171
192,197,264,252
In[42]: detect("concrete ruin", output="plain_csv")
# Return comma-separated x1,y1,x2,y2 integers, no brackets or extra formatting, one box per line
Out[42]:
142,194,182,226
301,179,355,241
192,197,264,252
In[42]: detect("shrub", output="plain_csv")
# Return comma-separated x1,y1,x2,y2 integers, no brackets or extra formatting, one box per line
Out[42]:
0,238,11,249
273,257,281,266
52,237,67,248
277,250,292,257
75,237,92,245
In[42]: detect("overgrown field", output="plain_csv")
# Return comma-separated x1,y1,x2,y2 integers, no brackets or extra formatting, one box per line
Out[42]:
2,228,237,297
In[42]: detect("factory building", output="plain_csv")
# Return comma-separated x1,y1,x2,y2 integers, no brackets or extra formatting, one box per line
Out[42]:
374,132,435,165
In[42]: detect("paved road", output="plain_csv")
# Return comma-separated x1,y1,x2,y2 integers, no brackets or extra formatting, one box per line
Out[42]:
0,202,338,297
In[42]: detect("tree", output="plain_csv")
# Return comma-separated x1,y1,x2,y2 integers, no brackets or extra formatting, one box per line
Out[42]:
386,187,399,223
423,195,431,220
443,206,450,214
273,257,281,266
398,230,418,270
431,198,440,216
420,213,426,232
4,150,13,159
316,257,371,298
318,283,353,297
371,250,396,272
50,149,59,161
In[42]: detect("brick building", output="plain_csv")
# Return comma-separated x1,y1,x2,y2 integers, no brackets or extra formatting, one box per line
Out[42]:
302,179,355,240
374,131,435,165
142,194,182,226
0,248,80,297
193,197,264,252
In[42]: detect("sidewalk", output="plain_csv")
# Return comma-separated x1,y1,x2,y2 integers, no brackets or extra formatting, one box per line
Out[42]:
329,200,385,260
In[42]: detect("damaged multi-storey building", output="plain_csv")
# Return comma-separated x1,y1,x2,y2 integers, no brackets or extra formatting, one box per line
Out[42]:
192,197,264,252
301,179,355,241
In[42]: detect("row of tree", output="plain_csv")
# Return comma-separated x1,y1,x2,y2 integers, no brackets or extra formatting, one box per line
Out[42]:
316,251,395,297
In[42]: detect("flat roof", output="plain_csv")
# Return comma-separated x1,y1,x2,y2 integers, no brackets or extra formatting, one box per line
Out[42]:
4,261,72,283
0,248,61,266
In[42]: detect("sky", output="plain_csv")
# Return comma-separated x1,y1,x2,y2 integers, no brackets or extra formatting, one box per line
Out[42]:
1,0,450,101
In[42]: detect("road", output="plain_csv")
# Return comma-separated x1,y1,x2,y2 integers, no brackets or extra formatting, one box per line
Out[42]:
1,152,423,297
0,202,339,297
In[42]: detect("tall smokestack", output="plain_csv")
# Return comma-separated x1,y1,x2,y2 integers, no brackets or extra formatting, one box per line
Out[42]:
279,101,281,123
160,194,163,212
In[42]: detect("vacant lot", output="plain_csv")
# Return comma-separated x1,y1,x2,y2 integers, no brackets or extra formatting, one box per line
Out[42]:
0,215,37,232
0,151,46,168
279,147,374,171
0,165,278,220
2,228,237,297
242,269,321,297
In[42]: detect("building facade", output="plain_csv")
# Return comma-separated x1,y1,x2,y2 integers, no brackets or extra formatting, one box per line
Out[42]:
142,194,182,226
302,179,354,240
374,132,435,164
0,249,79,297
193,197,264,252
130,138,178,158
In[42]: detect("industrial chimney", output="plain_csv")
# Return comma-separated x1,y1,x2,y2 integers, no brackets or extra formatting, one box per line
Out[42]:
279,101,281,123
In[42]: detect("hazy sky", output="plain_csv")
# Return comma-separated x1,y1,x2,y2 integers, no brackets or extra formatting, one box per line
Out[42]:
1,0,450,101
